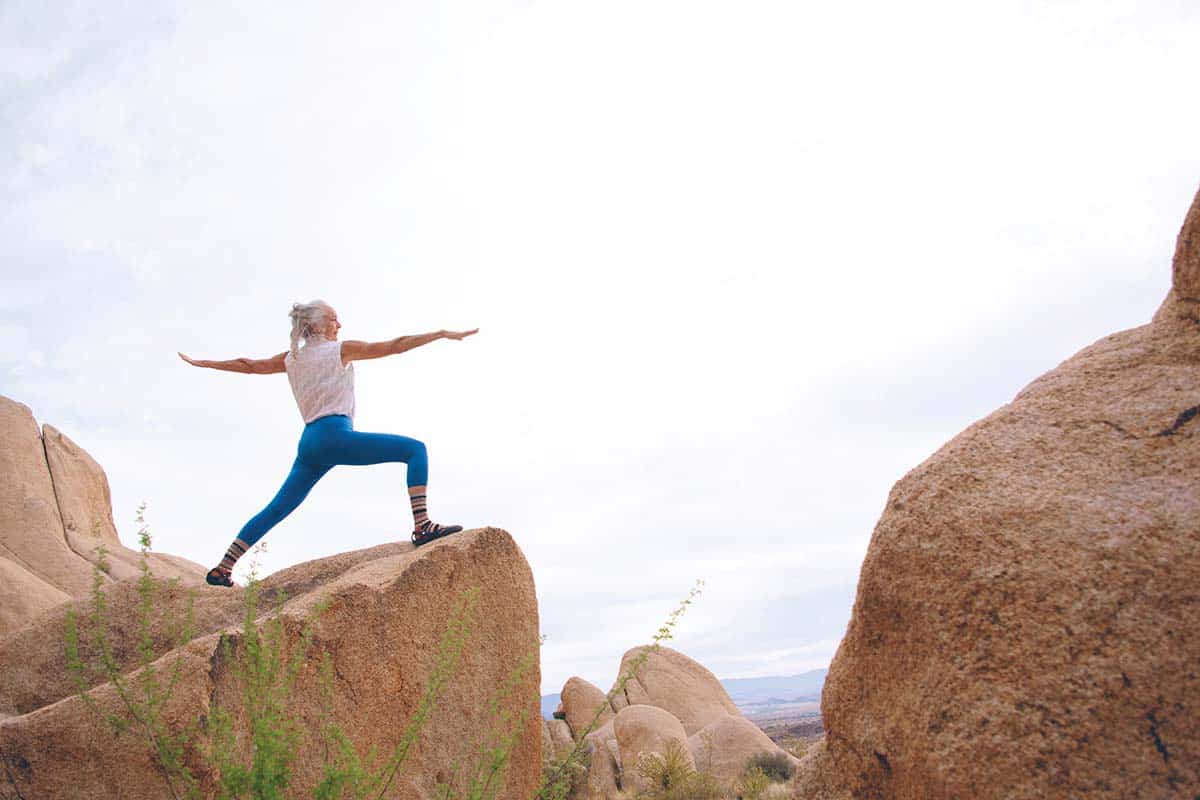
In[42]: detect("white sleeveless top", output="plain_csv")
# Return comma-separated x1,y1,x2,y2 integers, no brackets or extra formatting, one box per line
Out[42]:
285,338,356,424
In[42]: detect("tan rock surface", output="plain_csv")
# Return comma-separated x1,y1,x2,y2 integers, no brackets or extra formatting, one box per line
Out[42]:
610,645,738,735
40,424,122,548
813,186,1200,799
0,556,72,642
612,704,693,794
0,527,542,800
0,397,94,603
560,675,614,739
687,713,792,787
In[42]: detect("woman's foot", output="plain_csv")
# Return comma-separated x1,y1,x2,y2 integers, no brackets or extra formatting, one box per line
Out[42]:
411,520,463,547
206,566,234,587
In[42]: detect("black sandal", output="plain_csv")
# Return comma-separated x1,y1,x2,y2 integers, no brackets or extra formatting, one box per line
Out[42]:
411,522,463,547
206,566,234,587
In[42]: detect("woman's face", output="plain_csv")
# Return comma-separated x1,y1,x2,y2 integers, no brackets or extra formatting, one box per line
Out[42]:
319,307,341,340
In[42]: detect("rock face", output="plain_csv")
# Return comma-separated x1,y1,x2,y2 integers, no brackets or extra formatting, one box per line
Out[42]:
0,397,206,638
0,527,542,799
560,675,613,739
610,645,739,735
809,185,1200,799
0,398,96,604
613,704,693,793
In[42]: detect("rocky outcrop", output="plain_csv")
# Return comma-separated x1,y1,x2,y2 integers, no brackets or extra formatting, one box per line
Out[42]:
613,704,693,793
609,645,739,735
560,646,793,797
807,184,1200,799
0,527,542,799
560,675,613,739
0,397,206,638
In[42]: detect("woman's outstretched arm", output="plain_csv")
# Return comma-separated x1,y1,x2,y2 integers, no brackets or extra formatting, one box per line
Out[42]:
341,328,478,363
178,351,287,374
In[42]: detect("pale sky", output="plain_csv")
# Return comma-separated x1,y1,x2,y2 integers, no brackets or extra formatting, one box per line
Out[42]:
2,1,1198,693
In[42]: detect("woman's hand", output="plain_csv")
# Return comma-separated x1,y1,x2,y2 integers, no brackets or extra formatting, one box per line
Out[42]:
178,352,205,367
442,328,479,341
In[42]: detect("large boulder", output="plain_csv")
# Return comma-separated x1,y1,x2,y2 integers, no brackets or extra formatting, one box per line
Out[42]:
810,185,1200,798
560,675,613,739
0,398,94,603
687,713,796,787
609,645,738,735
0,527,542,800
0,398,208,639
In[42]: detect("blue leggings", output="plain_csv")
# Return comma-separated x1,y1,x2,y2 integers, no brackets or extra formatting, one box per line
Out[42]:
235,414,428,548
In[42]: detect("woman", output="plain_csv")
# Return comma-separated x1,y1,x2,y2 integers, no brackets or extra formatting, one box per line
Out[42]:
179,300,478,587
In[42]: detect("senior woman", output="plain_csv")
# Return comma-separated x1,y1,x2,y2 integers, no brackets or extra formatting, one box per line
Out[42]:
179,300,478,587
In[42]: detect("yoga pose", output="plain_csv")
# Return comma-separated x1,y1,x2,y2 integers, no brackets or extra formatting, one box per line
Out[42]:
179,300,478,587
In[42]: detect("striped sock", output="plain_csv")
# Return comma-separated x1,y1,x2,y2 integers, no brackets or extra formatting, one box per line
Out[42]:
409,486,429,529
217,538,249,572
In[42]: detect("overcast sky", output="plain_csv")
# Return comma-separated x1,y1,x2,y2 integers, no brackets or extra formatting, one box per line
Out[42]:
2,1,1198,694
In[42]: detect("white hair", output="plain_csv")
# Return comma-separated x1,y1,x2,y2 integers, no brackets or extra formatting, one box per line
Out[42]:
288,300,332,359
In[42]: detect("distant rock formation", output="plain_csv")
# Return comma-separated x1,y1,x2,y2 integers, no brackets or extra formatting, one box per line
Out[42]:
560,675,614,738
0,526,541,799
610,645,740,735
551,646,795,797
0,397,205,638
798,184,1200,799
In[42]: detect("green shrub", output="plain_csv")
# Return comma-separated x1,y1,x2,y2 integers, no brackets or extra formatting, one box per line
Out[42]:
744,750,794,783
634,739,694,793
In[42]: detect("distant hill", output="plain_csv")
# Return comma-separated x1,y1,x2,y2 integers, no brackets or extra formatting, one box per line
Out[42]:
541,669,827,720
721,669,827,705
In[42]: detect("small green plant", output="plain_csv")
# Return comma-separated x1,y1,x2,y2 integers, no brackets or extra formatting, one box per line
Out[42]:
537,580,705,800
743,750,794,783
205,545,331,800
63,502,202,800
